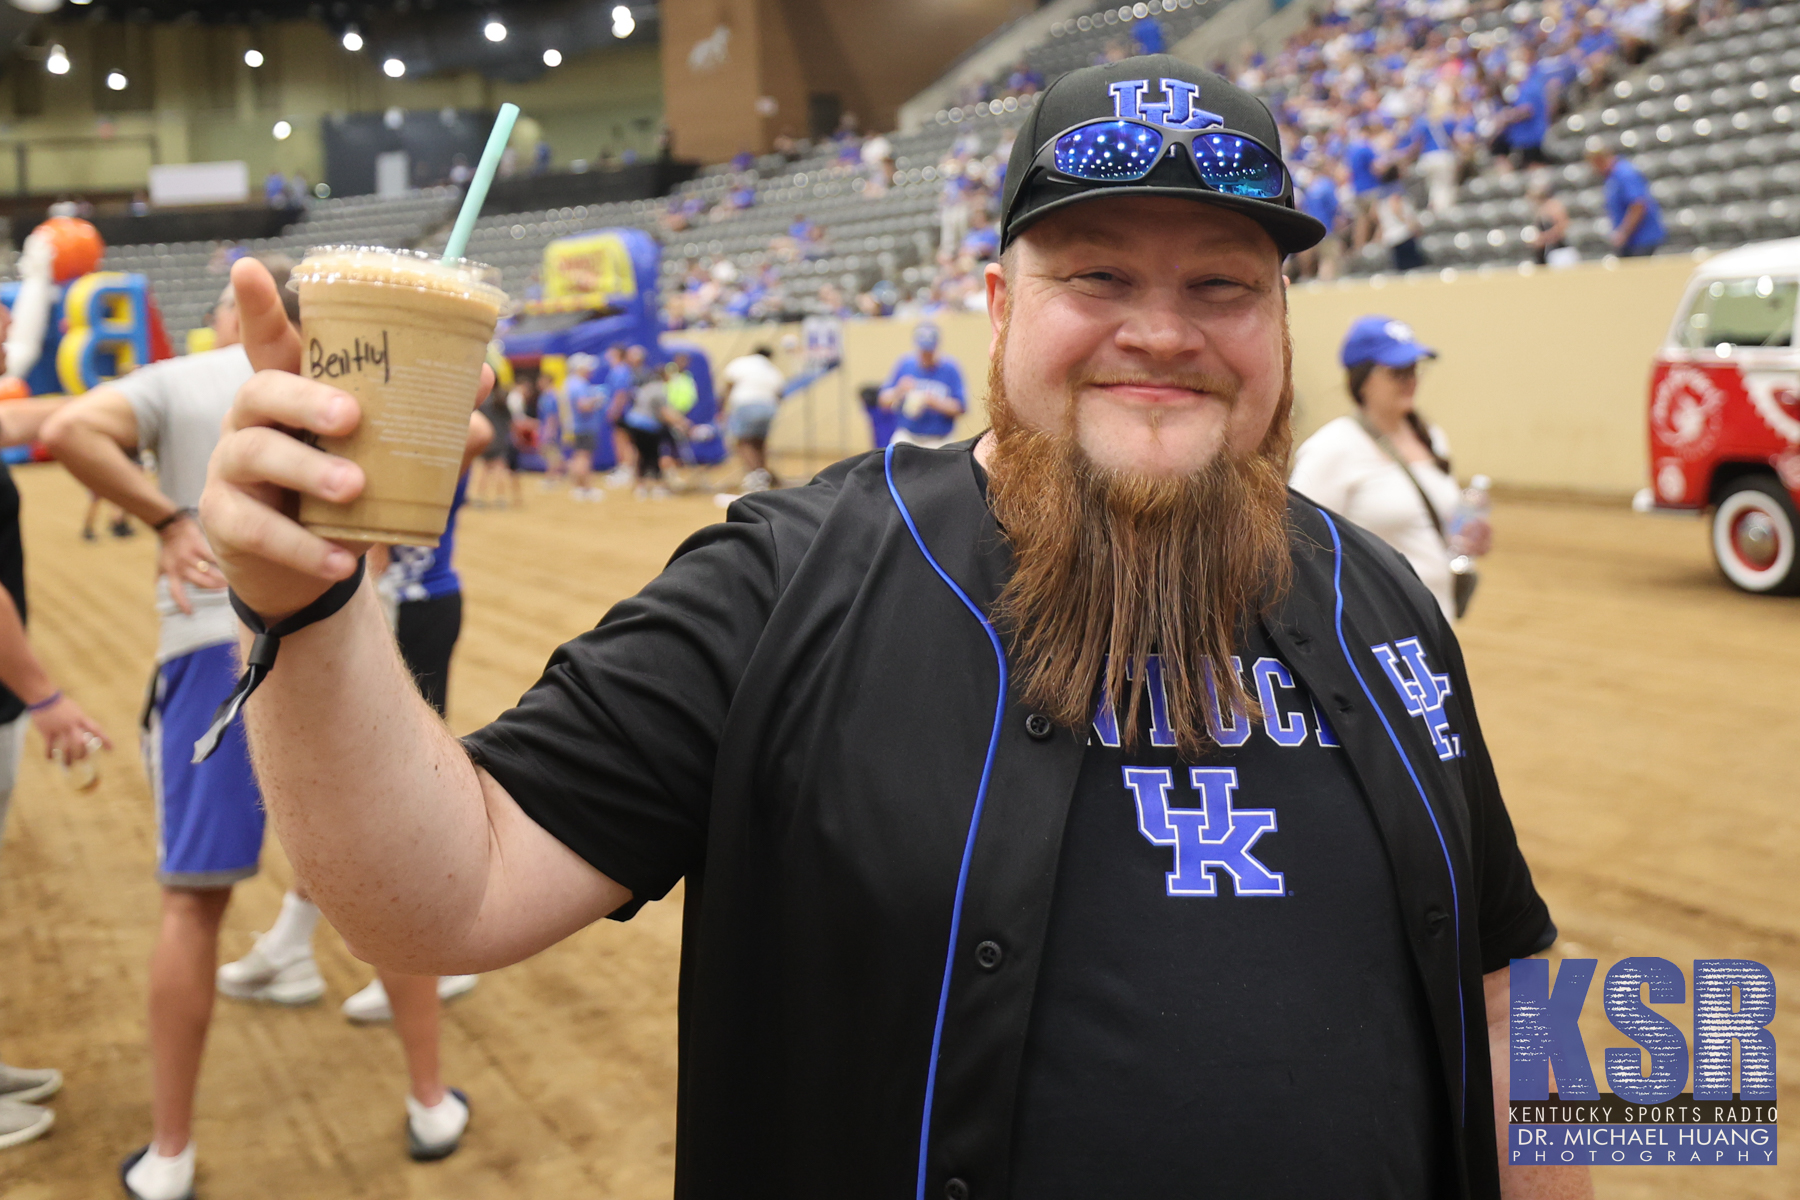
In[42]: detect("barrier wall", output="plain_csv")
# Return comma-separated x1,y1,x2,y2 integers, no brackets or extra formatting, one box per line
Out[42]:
676,254,1699,496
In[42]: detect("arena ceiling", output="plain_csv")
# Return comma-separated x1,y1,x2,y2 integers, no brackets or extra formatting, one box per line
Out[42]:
2,0,656,82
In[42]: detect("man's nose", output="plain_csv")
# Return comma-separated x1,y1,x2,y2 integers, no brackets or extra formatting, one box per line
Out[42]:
1113,295,1205,361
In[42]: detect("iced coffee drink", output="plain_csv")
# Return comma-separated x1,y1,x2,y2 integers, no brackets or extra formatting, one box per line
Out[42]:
290,246,504,546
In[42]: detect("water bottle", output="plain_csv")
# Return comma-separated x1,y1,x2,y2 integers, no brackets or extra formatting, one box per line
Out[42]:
1448,474,1492,558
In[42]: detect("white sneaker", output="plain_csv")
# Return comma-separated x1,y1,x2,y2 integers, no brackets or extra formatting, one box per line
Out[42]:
606,466,634,487
342,974,478,1024
406,1088,470,1161
0,1062,61,1104
120,1142,195,1200
0,1099,53,1150
217,937,325,1005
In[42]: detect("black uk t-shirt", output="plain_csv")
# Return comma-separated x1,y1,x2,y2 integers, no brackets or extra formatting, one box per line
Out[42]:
1009,627,1452,1197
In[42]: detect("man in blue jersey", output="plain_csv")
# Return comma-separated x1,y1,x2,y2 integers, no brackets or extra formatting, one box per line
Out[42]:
564,354,608,501
877,323,966,449
1499,52,1555,168
1588,145,1665,257
604,345,642,485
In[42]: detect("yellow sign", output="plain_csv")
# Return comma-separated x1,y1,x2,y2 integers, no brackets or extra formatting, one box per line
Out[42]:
541,233,637,306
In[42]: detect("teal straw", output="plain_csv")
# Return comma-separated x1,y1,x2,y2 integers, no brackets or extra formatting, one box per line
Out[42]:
442,102,520,263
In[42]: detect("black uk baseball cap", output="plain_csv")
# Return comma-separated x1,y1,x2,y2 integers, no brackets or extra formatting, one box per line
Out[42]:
999,54,1326,256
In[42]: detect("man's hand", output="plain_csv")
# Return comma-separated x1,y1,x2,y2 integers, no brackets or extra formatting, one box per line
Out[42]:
30,693,110,765
156,514,222,616
200,258,494,620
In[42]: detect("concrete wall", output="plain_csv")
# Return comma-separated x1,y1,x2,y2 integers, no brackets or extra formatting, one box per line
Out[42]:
678,255,1700,496
0,22,661,196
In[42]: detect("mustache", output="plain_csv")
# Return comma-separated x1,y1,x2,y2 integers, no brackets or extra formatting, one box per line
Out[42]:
1073,369,1242,400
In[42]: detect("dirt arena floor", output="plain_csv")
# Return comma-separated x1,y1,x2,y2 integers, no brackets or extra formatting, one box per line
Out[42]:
0,460,1791,1198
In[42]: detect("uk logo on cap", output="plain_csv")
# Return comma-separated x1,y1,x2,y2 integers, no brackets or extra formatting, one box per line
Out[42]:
1108,78,1225,131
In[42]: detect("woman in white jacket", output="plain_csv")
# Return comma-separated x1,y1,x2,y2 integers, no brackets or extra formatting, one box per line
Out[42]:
1289,316,1490,621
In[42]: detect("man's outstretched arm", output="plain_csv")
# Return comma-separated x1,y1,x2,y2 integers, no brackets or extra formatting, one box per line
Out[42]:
202,257,630,975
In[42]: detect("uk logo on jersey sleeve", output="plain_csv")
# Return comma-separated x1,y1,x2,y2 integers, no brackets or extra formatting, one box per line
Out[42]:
1370,637,1462,761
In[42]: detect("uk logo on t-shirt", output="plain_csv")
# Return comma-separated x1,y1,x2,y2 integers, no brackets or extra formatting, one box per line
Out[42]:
1092,652,1335,900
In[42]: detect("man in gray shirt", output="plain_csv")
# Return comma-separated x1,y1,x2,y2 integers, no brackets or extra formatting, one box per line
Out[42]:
46,280,257,1200
44,259,473,1198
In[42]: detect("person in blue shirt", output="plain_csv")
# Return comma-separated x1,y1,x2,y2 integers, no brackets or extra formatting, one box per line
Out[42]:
562,354,608,501
1501,53,1555,167
877,323,965,448
534,378,566,488
1132,15,1164,56
959,213,1000,262
1343,129,1384,251
1588,146,1665,256
605,346,643,482
1292,162,1344,281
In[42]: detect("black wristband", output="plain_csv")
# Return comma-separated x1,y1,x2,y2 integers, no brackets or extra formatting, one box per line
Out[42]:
191,557,367,763
153,507,196,533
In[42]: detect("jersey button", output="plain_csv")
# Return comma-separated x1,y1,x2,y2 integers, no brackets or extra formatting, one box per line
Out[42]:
945,1179,971,1200
1425,905,1449,937
974,940,1004,970
1024,712,1054,740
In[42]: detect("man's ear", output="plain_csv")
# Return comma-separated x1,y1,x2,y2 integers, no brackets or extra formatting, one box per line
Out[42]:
984,260,1009,358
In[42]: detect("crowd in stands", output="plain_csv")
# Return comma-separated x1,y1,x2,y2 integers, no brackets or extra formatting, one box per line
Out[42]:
661,119,1017,330
656,0,1741,325
1261,0,1737,276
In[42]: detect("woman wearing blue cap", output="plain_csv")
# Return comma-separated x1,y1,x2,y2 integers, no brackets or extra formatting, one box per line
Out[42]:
1290,316,1491,621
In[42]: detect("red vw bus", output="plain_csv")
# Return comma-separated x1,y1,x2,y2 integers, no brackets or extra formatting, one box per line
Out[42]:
1643,239,1800,594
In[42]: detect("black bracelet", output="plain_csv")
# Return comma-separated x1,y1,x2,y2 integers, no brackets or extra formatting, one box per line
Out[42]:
153,507,196,533
191,556,367,764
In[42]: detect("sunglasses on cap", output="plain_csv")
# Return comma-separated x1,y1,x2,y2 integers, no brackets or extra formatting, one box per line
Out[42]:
1029,119,1290,200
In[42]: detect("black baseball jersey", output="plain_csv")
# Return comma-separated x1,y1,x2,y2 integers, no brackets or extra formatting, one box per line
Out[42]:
463,440,1554,1200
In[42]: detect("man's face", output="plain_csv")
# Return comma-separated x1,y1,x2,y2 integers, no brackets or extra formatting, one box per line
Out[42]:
984,196,1288,480
626,346,646,366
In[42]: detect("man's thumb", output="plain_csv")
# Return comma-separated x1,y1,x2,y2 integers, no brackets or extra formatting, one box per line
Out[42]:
230,257,301,374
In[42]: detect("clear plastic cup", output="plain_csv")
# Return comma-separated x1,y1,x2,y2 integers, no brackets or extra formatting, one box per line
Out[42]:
290,246,506,546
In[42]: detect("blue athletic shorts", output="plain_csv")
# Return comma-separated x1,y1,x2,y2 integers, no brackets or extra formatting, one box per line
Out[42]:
143,642,264,889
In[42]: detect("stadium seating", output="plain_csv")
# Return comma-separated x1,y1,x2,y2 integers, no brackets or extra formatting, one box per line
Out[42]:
1332,1,1795,276
97,188,459,345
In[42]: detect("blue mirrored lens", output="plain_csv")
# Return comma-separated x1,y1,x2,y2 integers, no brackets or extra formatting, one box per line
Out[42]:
1053,121,1164,181
1191,133,1286,198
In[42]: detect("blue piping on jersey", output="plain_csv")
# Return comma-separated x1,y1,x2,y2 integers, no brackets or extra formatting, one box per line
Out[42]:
884,444,1010,1200
1317,508,1468,1125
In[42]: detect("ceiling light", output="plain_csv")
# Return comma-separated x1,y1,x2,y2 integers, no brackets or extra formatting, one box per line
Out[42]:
273,120,292,140
342,29,363,52
542,48,562,66
106,71,127,90
45,45,69,75
483,19,506,42
383,57,405,77
611,5,634,36
244,49,264,67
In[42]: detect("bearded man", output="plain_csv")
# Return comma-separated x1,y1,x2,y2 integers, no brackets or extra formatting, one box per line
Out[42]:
200,58,1585,1200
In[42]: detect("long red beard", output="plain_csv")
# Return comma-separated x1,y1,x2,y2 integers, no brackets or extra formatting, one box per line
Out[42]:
985,324,1295,759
